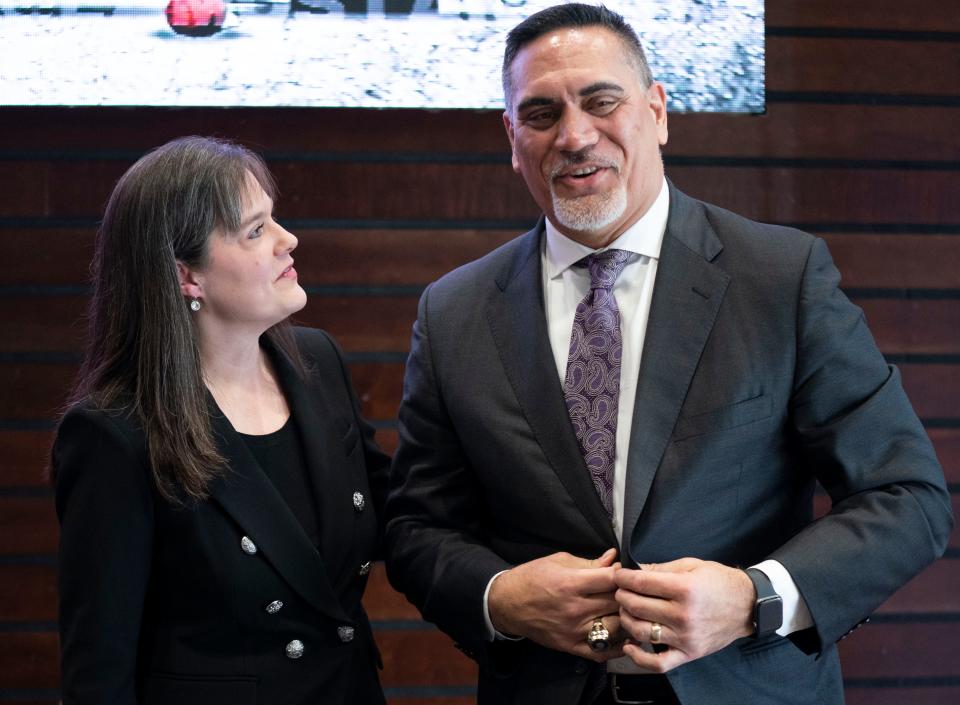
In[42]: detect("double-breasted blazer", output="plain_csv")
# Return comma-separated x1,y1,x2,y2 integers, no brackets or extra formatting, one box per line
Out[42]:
384,183,953,705
54,327,389,705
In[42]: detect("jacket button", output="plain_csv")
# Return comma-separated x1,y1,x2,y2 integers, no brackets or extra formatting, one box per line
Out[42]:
240,536,257,555
265,600,284,614
359,561,372,576
285,639,304,659
338,626,355,643
352,492,366,512
573,658,590,675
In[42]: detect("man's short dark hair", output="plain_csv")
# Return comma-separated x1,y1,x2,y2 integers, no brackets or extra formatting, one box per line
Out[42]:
502,3,654,111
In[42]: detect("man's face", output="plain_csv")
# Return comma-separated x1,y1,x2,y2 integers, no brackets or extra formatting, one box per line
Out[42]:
503,26,668,247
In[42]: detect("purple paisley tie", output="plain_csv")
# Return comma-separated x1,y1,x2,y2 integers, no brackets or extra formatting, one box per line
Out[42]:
563,249,631,516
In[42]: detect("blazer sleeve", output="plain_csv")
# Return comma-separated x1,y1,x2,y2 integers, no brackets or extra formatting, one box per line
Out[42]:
383,285,513,657
53,407,155,705
773,237,953,650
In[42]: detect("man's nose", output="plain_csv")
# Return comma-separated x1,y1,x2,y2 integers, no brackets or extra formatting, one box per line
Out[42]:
554,108,599,153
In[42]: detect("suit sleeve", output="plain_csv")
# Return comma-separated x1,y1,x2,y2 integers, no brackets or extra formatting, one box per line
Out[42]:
53,408,155,705
773,237,953,650
384,285,512,655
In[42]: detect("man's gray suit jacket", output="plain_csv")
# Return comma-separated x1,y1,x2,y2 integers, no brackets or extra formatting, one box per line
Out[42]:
384,182,953,705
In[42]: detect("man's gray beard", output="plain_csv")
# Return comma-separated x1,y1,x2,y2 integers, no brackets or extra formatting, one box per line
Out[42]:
550,185,627,234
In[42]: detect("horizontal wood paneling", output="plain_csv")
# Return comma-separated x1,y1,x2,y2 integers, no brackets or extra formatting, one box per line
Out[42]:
0,431,53,487
929,429,959,484
859,300,960,356
825,235,960,290
899,364,960,420
767,0,960,32
0,633,58,689
379,630,477,687
1,294,955,357
845,689,960,705
2,162,958,226
4,360,955,424
1,105,959,163
3,229,958,291
767,37,960,96
839,622,960,678
0,497,57,555
0,229,518,288
0,565,57,623
376,429,398,456
881,558,960,614
0,364,75,421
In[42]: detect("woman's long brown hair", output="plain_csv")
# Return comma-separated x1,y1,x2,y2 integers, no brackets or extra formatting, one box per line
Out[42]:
55,136,303,502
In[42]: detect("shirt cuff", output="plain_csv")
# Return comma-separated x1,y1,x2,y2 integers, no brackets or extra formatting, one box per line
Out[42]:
483,570,525,642
751,559,814,636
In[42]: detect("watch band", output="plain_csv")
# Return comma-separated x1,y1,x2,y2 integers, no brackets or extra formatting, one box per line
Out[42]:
745,567,783,637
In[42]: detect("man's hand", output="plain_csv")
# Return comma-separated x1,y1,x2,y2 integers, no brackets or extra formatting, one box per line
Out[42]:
614,558,756,672
489,548,623,662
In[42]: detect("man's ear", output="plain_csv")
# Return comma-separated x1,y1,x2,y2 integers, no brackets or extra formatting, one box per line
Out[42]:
176,261,203,300
647,82,669,147
503,111,521,173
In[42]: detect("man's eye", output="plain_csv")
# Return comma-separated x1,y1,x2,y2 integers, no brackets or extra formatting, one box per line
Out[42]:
590,98,619,114
524,110,558,127
249,224,264,239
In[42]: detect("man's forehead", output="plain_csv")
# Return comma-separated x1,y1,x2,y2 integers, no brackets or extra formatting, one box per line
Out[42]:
508,27,638,101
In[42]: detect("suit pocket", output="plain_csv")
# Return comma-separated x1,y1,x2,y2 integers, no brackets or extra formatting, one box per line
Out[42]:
142,673,258,705
673,392,772,441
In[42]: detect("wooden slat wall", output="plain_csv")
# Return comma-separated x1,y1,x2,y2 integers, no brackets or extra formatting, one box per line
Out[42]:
1,0,958,701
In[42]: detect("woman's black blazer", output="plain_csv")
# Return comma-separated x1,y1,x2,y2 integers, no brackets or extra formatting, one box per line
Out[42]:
53,327,390,705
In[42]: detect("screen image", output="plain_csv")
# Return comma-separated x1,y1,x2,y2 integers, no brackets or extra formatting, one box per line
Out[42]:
0,0,764,111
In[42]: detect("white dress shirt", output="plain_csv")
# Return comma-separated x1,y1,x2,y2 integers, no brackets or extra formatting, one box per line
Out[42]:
483,179,812,654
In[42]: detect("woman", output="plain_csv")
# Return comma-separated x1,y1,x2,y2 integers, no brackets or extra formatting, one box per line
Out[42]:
51,136,389,705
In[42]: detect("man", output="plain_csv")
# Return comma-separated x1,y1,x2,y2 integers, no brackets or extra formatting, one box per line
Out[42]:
384,5,953,704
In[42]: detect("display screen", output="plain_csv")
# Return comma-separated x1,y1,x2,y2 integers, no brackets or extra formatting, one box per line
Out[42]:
0,0,764,111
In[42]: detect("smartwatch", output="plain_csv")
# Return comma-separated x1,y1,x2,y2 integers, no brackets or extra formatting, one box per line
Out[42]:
744,568,783,637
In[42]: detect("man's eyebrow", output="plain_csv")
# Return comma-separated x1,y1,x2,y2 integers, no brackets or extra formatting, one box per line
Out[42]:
516,96,557,114
516,82,626,114
580,81,624,96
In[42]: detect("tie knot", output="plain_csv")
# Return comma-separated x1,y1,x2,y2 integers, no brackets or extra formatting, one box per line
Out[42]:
584,249,630,291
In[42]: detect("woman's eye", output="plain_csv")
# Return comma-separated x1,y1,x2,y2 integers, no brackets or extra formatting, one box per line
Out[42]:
249,224,264,239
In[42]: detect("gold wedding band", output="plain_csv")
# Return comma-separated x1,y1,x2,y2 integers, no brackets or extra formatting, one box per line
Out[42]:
650,622,662,643
587,619,611,652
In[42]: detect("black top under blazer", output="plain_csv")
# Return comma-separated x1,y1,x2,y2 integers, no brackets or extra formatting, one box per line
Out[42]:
53,327,390,705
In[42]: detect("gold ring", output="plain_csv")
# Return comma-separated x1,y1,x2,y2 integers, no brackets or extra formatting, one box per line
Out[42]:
650,622,662,643
587,619,611,652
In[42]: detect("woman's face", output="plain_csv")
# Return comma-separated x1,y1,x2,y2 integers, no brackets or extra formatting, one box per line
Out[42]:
189,172,307,337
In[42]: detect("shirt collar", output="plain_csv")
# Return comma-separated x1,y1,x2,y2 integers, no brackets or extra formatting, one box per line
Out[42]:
544,177,669,280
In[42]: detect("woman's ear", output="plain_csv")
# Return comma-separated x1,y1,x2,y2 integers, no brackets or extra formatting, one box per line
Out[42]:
176,261,203,300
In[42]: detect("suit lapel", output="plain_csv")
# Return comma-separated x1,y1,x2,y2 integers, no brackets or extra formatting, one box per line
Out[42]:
207,346,349,622
621,185,730,557
486,223,618,547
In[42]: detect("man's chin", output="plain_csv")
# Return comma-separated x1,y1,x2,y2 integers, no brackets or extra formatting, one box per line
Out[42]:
551,191,627,234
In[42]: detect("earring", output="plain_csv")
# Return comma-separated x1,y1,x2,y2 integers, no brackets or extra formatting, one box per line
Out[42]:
189,298,202,312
